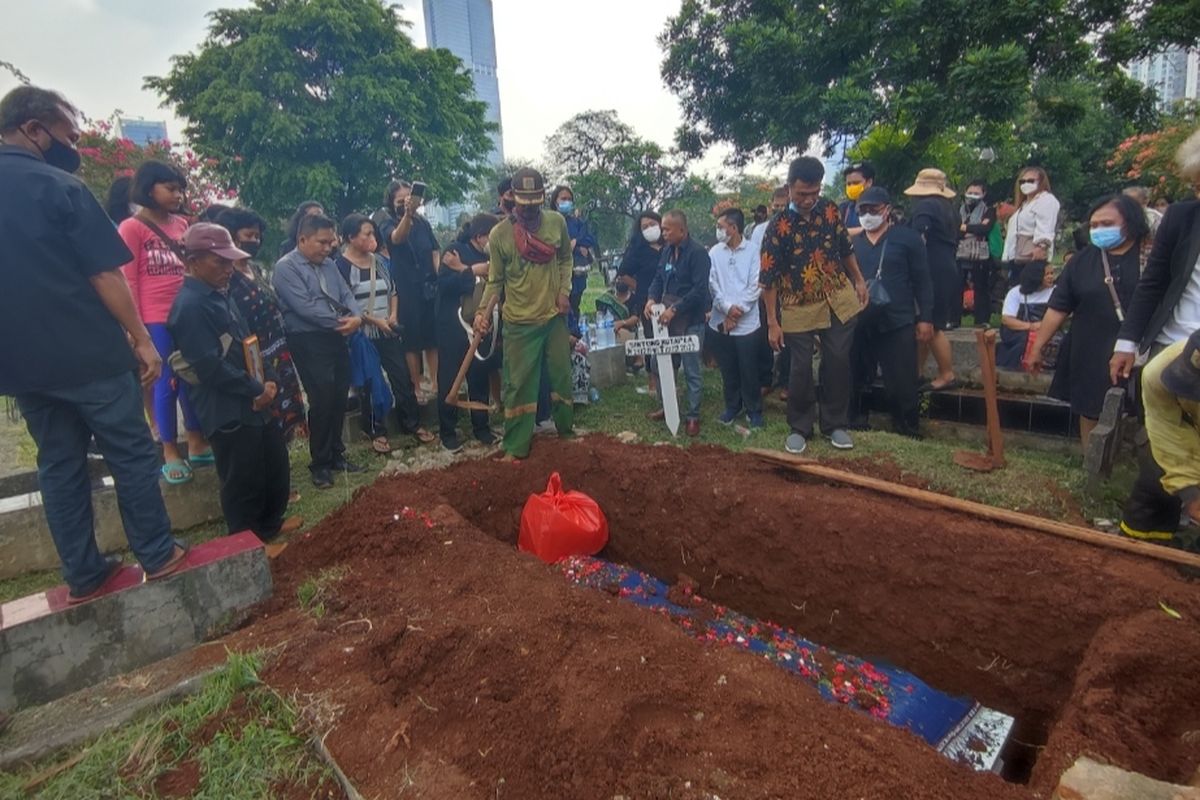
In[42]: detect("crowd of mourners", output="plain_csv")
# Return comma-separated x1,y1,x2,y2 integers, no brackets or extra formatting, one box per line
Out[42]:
2,83,1200,608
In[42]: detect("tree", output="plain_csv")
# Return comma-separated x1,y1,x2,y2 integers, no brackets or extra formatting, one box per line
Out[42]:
659,0,1190,167
146,0,494,223
1108,103,1200,203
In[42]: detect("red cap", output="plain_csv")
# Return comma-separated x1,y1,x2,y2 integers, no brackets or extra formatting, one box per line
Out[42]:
182,222,250,260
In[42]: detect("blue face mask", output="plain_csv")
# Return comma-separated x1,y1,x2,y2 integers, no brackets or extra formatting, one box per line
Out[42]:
1090,226,1124,250
557,200,574,215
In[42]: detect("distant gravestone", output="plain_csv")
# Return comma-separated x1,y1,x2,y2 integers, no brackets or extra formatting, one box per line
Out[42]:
1085,387,1126,485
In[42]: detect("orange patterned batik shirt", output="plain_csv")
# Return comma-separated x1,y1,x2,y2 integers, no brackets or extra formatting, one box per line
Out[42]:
760,198,860,332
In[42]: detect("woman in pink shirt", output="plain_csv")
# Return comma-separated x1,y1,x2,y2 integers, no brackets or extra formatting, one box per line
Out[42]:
117,161,210,483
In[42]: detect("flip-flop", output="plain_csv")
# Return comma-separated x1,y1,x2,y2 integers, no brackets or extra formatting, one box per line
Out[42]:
66,556,124,605
161,461,193,485
930,378,960,392
144,543,191,582
413,428,436,445
371,436,392,455
188,450,216,465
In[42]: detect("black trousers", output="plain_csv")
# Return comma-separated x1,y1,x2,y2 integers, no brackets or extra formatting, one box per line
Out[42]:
851,316,920,437
209,421,290,540
755,300,774,388
957,258,993,326
1121,436,1183,538
437,333,491,441
374,336,422,434
711,327,764,418
288,330,350,472
784,313,856,437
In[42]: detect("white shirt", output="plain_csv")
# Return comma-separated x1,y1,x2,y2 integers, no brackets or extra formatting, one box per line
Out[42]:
1114,249,1200,354
749,221,767,249
1002,191,1061,262
708,237,762,335
1002,285,1054,318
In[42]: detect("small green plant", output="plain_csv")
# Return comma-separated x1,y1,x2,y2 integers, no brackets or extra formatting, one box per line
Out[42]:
296,566,348,619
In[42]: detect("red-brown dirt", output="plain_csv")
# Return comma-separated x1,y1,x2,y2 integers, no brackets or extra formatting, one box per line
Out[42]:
228,436,1200,798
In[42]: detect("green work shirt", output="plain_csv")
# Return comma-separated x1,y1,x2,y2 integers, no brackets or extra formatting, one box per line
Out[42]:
482,211,573,326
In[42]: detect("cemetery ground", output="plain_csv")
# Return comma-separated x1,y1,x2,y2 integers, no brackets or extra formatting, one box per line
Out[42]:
3,365,1196,798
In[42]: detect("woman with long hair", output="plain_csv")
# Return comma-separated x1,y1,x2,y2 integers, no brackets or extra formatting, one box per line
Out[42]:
1001,166,1061,287
1029,194,1151,450
117,160,210,483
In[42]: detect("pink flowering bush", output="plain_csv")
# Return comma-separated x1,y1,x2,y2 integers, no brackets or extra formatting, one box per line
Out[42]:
1107,109,1199,201
76,116,236,215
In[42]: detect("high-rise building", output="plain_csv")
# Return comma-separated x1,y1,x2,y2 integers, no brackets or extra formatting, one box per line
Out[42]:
1125,46,1200,111
423,0,504,166
117,118,169,147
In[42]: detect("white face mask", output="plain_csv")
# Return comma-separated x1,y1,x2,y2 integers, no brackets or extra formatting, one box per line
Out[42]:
859,213,886,232
642,225,662,243
965,193,983,203
715,227,729,244
1020,180,1039,196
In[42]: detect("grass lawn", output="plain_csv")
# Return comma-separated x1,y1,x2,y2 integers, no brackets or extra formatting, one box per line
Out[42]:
0,652,337,799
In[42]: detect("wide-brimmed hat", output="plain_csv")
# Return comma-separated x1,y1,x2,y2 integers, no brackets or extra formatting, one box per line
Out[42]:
511,167,546,206
182,222,250,260
903,168,956,199
1162,329,1200,403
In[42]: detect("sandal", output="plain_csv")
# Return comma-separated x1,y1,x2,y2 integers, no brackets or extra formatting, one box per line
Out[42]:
145,543,190,582
161,461,193,485
371,436,392,455
188,449,216,466
67,556,124,605
413,427,436,445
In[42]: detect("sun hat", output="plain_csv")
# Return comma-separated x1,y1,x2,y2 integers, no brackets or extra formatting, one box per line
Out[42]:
903,168,956,199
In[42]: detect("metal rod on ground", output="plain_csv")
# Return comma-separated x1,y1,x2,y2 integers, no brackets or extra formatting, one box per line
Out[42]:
444,295,498,412
748,447,1200,570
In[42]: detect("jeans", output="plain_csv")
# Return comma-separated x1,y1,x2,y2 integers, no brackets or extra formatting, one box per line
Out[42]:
146,322,202,443
288,331,350,473
655,323,705,421
710,326,764,419
209,421,290,540
17,371,177,594
784,314,856,437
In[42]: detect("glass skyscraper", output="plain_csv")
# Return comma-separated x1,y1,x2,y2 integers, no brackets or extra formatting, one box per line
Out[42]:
1125,46,1200,112
423,0,505,166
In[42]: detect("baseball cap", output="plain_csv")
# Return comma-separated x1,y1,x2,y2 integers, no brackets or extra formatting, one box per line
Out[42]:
856,186,891,207
511,167,546,206
1161,329,1200,403
182,222,250,260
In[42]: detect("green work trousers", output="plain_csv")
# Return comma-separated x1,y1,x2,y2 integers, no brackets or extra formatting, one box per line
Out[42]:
503,316,574,457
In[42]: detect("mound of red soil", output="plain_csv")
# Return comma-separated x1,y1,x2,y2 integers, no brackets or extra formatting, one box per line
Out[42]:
232,436,1200,798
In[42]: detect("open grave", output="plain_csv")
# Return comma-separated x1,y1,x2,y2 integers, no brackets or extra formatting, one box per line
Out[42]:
229,436,1200,798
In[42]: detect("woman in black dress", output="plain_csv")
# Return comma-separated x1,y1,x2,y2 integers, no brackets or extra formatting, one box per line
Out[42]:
1028,194,1150,450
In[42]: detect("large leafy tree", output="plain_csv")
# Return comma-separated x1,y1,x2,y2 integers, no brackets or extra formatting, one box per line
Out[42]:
146,0,494,222
659,0,1191,166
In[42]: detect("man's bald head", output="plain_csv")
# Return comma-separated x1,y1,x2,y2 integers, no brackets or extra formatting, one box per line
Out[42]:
662,209,688,246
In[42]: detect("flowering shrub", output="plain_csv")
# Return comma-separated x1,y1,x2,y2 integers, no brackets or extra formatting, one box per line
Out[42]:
1107,108,1199,202
76,116,236,216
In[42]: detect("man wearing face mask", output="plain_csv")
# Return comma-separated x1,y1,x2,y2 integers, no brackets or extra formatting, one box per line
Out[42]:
492,176,517,218
839,161,875,238
849,187,935,437
476,167,575,459
957,180,998,327
0,85,188,601
645,209,713,437
708,208,764,428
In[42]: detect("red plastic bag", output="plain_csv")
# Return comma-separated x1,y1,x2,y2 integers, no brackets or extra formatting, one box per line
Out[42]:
518,473,608,564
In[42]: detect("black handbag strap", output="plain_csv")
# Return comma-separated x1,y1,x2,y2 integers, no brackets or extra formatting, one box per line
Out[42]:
136,212,188,262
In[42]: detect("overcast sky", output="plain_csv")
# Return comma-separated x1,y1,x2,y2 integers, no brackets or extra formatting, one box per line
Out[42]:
1,0,780,180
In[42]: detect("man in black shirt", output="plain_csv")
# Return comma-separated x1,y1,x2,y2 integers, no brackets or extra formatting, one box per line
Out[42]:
849,187,934,437
170,224,296,542
0,86,186,601
645,209,712,436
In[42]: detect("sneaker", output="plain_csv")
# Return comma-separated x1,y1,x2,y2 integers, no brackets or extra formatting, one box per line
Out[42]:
718,408,742,425
747,414,765,429
311,469,334,490
474,429,497,446
829,429,854,450
785,433,807,455
442,435,464,453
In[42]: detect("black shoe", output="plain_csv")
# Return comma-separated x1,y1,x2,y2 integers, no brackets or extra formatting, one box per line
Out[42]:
441,435,464,454
312,468,334,490
333,459,365,474
475,429,497,446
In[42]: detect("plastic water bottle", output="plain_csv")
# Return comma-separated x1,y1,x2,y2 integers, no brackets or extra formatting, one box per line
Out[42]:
601,310,615,348
580,315,592,348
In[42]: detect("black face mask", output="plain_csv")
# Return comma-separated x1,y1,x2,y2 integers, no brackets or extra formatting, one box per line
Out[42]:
517,205,540,223
239,240,262,258
24,127,81,173
501,198,516,213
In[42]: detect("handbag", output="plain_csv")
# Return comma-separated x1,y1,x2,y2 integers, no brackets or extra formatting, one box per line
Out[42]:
865,239,890,307
956,237,989,262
